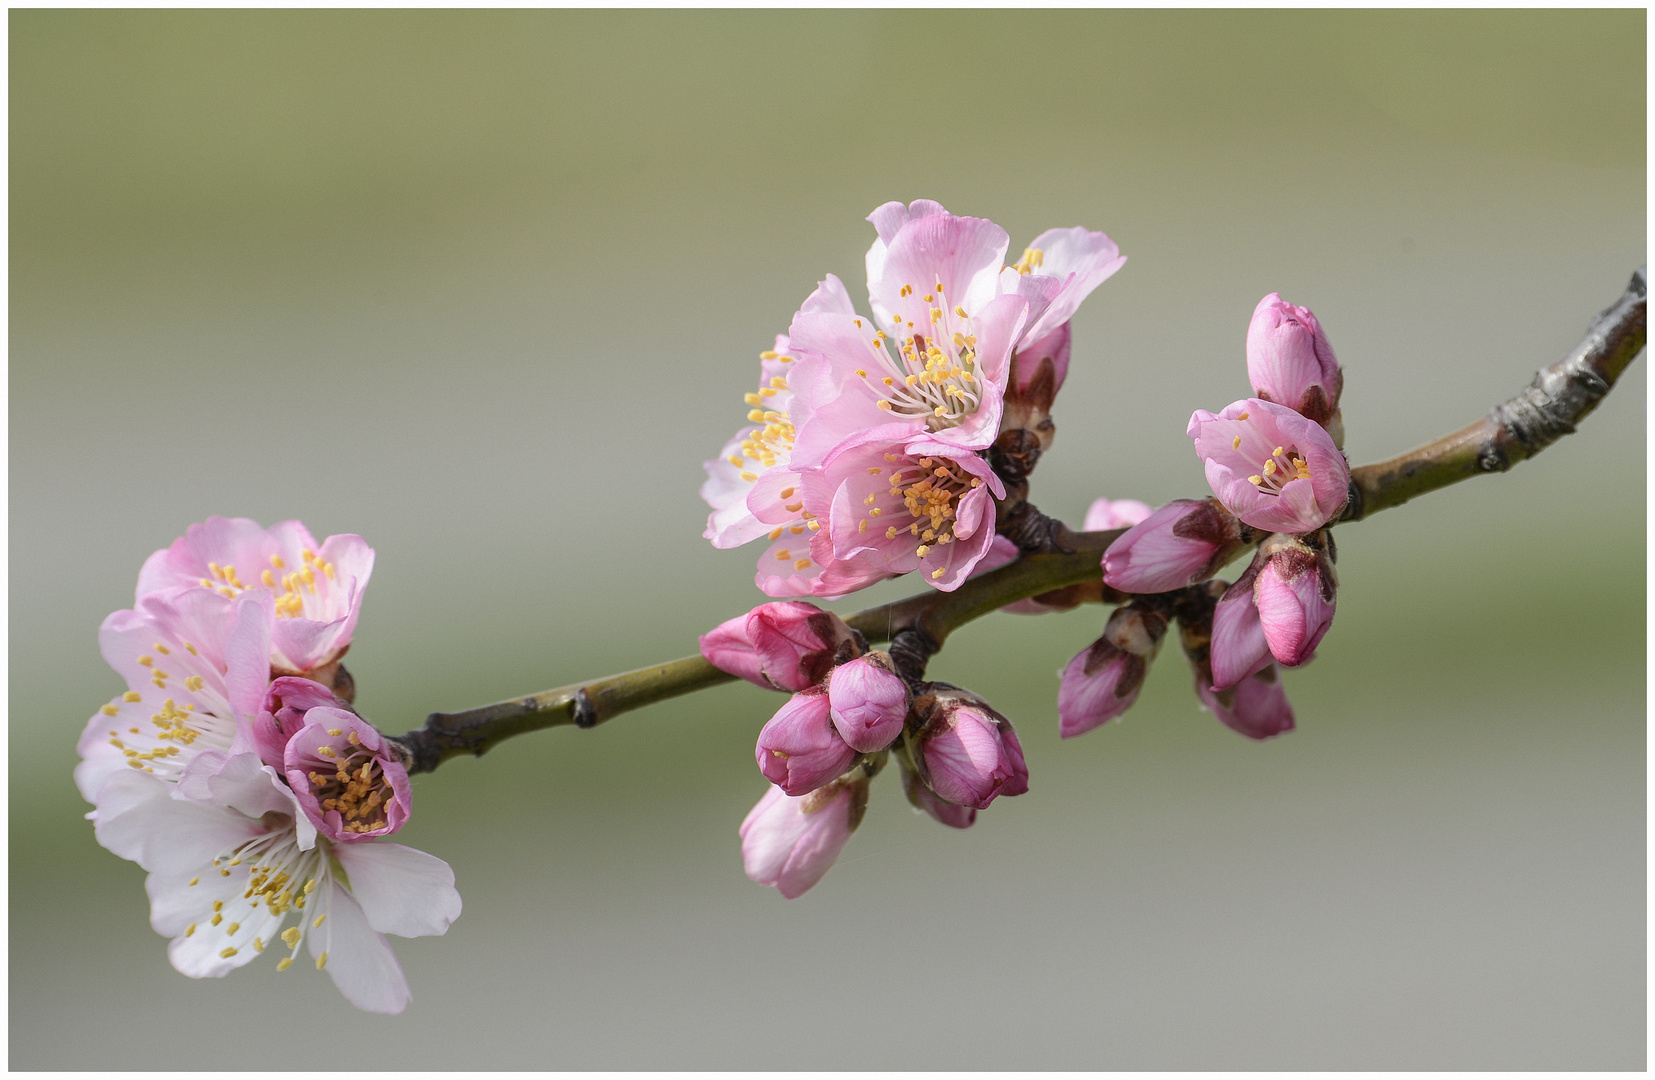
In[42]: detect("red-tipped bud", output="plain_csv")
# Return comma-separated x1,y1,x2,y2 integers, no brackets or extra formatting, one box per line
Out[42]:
827,652,908,753
755,687,858,796
700,601,861,692
1103,498,1249,594
907,686,1029,810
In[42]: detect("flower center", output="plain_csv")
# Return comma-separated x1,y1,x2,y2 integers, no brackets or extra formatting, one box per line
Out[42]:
184,820,337,972
1244,442,1311,495
196,549,336,620
727,349,797,483
862,284,983,432
871,454,985,579
304,733,395,834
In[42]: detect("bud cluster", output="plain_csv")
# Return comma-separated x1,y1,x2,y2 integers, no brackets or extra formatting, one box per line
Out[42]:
1073,293,1349,739
702,600,1031,896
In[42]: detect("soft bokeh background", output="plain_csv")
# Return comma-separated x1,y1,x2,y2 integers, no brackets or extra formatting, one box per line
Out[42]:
10,10,1645,1069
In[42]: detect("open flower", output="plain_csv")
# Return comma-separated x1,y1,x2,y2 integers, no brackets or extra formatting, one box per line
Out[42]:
136,517,374,681
1188,398,1349,534
998,225,1127,355
76,588,274,805
89,755,459,1014
797,430,1006,592
283,708,413,843
786,207,1031,466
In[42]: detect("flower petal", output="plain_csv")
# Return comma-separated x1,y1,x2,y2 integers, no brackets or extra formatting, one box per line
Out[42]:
333,842,463,938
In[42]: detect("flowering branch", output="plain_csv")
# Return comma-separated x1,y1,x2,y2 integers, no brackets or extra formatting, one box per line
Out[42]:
393,265,1645,775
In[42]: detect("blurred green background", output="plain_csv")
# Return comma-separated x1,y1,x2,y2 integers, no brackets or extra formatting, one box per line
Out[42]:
10,10,1645,1069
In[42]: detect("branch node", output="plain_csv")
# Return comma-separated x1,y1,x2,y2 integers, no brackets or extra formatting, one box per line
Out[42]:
572,689,599,729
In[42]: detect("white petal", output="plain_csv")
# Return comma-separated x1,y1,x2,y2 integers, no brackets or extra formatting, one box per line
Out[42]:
310,884,411,1014
334,842,462,938
92,772,259,877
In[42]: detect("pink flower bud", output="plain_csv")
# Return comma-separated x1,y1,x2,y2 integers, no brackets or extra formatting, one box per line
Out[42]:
1083,497,1153,532
283,707,412,842
755,687,859,796
1188,399,1349,535
1246,293,1342,428
908,687,1029,810
255,675,353,770
899,753,976,829
1197,664,1296,741
827,652,909,753
699,601,860,692
1254,533,1337,668
1102,498,1247,594
1057,603,1168,738
739,776,868,899
1208,555,1275,691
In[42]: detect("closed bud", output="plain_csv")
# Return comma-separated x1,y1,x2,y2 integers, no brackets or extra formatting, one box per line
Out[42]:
1103,498,1248,594
1255,531,1337,668
1058,603,1168,738
700,601,861,692
898,750,976,829
1197,664,1296,741
827,652,909,753
739,775,870,899
1173,580,1296,741
1208,551,1275,690
755,687,858,797
907,685,1030,810
1246,293,1343,431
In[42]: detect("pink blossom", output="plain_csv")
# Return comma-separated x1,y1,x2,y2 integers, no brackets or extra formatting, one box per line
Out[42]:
785,205,1032,465
76,588,274,806
1196,664,1296,741
827,652,909,752
908,687,1029,810
1102,498,1248,595
1254,536,1337,667
699,601,860,692
1246,293,1342,428
754,687,858,796
284,708,413,843
796,430,1006,593
136,516,373,679
701,335,803,551
1188,399,1349,534
739,777,868,899
1057,604,1168,739
998,225,1127,353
